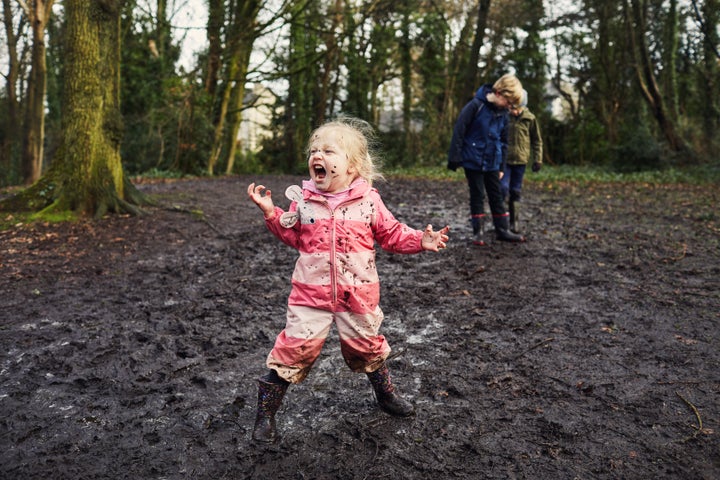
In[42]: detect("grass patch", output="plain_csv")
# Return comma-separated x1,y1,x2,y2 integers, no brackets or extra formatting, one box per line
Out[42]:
0,212,34,231
0,209,79,232
382,164,720,185
30,209,78,223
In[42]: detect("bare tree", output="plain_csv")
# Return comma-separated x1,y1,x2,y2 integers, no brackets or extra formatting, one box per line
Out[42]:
623,0,685,152
1,0,24,180
17,0,55,184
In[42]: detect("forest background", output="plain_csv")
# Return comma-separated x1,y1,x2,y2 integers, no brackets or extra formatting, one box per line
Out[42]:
0,0,718,218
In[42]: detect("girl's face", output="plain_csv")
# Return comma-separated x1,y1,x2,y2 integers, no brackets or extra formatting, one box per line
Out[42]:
308,129,357,193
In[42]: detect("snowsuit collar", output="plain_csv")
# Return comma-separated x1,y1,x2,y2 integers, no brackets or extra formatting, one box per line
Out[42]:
301,178,370,203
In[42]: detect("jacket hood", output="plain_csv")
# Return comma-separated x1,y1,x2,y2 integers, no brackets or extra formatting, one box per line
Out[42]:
475,84,494,102
475,84,504,111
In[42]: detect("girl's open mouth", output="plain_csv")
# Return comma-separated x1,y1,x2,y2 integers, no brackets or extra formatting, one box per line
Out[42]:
313,165,327,179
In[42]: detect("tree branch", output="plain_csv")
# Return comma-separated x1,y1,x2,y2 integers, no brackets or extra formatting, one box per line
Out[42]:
15,0,30,18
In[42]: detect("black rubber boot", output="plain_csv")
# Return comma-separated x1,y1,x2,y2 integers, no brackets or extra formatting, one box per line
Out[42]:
494,215,525,242
366,363,415,417
471,215,486,246
252,374,289,443
509,200,520,233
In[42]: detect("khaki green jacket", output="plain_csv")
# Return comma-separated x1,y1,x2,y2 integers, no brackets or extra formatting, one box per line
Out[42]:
507,108,542,166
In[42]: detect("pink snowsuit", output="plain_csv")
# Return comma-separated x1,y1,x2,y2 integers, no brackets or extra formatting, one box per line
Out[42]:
263,179,424,384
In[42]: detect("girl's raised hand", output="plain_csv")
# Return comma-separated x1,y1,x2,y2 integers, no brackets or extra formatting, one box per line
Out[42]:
247,183,275,217
421,224,450,252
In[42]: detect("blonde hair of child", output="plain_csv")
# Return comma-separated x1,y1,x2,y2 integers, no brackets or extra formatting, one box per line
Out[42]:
307,116,384,187
493,74,524,108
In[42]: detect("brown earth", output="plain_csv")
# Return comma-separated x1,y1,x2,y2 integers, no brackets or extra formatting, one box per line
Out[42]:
1,175,718,479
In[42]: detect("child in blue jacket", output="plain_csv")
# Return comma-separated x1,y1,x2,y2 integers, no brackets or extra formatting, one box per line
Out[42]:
448,74,525,245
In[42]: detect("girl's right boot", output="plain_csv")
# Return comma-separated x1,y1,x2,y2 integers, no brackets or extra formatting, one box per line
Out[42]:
252,374,289,443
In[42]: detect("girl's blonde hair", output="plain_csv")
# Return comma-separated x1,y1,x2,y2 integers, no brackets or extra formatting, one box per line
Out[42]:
307,116,384,186
493,74,524,107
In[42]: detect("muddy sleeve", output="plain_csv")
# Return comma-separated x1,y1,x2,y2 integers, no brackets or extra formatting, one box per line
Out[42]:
371,193,423,254
264,204,302,249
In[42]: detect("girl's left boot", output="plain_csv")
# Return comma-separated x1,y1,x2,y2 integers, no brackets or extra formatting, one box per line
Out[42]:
252,375,289,443
366,363,415,417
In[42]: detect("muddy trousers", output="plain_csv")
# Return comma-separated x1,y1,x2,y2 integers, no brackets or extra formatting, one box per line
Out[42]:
502,164,525,235
267,305,390,384
252,371,289,443
464,168,505,221
465,169,518,244
366,363,415,417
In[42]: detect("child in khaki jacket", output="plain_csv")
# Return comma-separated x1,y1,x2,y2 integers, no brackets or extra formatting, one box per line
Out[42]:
502,90,543,233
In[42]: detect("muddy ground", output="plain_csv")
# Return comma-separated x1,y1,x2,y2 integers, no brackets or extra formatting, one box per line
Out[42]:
1,175,718,479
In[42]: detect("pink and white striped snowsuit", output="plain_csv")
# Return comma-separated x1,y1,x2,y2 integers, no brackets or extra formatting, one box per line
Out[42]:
263,180,424,384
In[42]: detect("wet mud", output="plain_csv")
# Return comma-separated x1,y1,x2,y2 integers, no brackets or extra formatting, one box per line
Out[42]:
1,175,718,479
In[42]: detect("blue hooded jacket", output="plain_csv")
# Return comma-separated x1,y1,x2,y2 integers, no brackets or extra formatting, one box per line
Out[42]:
447,84,509,172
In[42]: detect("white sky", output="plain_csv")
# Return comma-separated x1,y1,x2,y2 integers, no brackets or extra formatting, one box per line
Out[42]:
173,0,209,71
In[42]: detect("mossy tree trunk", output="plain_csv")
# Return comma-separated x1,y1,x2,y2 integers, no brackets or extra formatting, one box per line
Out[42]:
223,0,261,175
0,0,148,218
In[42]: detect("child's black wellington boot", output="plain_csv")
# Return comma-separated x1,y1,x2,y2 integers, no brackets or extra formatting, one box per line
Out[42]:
366,363,415,417
252,377,289,443
494,215,525,242
471,215,486,246
509,200,520,233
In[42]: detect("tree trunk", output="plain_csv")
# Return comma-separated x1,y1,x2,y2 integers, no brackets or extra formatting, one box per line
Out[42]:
1,0,21,182
457,0,491,109
699,0,719,145
1,0,148,217
664,0,679,118
400,0,411,146
20,0,55,185
208,0,261,175
623,0,685,152
314,0,342,126
205,0,225,97
224,50,251,174
286,0,320,171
